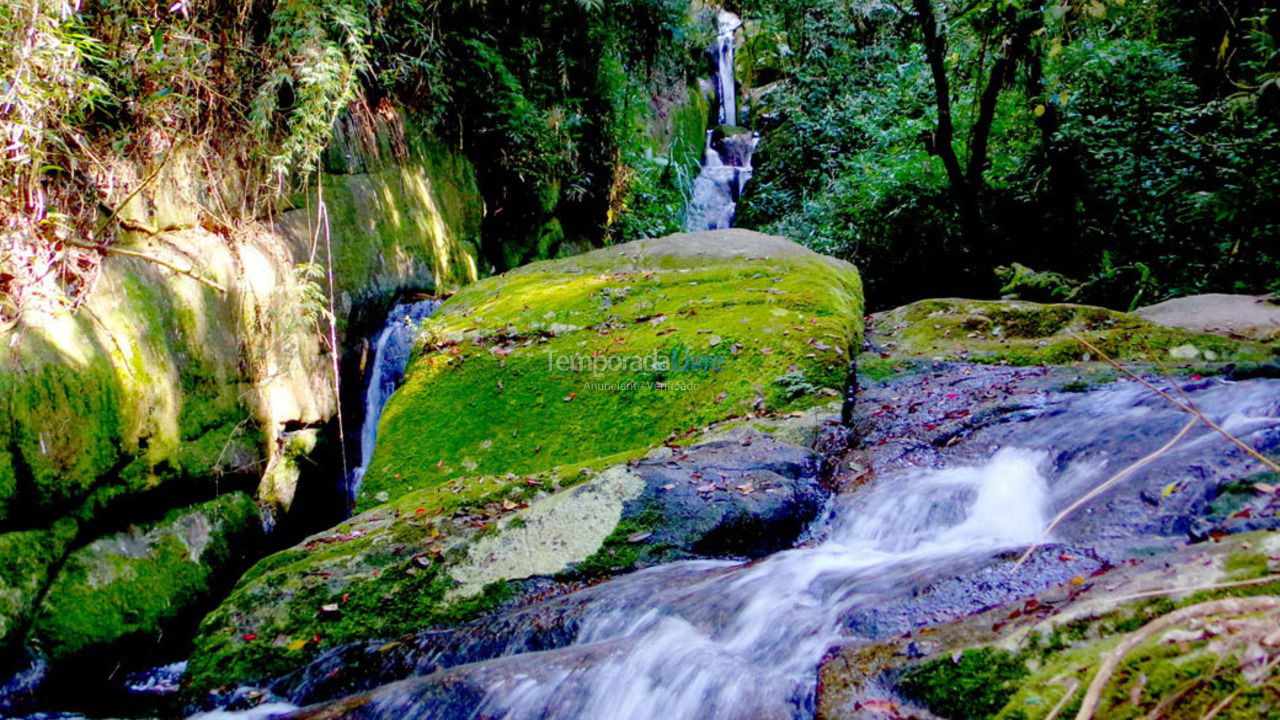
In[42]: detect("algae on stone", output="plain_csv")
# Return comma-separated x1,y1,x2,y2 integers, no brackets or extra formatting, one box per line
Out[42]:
359,229,863,510
184,230,859,695
30,492,261,663
0,108,484,675
868,298,1275,366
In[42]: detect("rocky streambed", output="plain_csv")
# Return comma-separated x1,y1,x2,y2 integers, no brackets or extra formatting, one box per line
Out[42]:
5,232,1279,720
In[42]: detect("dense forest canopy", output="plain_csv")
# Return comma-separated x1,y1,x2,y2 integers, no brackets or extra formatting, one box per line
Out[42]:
735,0,1280,309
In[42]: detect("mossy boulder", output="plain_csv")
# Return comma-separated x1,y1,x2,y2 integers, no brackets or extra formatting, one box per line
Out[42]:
184,421,833,702
816,531,1280,720
359,229,862,510
0,107,483,704
868,298,1276,366
183,230,858,697
30,492,261,665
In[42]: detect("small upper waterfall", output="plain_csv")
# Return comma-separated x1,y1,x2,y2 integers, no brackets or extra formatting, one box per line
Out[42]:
685,10,758,232
712,10,741,126
347,298,442,501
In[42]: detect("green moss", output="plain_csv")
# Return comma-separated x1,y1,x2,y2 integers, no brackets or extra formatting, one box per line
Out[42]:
900,648,1029,720
960,537,1280,720
30,492,259,663
0,360,124,518
570,509,671,578
0,524,74,653
315,127,484,309
997,616,1280,720
359,234,863,510
870,299,1275,367
185,541,514,696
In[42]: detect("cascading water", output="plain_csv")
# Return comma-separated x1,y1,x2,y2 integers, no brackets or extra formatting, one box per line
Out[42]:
434,448,1051,720
684,10,758,232
712,10,740,126
176,372,1280,720
346,298,442,501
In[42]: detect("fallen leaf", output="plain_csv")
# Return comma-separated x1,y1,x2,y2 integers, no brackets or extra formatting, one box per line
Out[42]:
760,347,774,355
627,531,653,543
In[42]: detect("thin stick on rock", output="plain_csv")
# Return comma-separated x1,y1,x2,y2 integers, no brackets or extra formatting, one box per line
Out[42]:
1072,333,1280,473
1074,597,1280,720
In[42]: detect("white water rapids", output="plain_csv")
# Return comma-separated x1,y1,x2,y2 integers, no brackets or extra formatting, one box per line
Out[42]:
454,448,1050,720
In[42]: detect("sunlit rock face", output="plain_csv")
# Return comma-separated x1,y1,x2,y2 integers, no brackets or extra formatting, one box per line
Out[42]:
0,111,483,709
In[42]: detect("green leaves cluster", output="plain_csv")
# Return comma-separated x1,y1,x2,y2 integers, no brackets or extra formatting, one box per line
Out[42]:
737,0,1280,309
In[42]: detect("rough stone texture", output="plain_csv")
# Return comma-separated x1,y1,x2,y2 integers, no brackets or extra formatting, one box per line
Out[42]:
182,230,860,698
815,531,1280,720
31,492,262,664
808,354,1280,720
1134,293,1280,342
867,297,1276,366
0,108,482,688
184,403,836,701
446,466,646,598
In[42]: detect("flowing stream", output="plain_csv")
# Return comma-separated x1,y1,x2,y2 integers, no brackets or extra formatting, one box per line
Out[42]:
346,298,442,500
380,448,1052,720
211,373,1278,720
684,10,758,232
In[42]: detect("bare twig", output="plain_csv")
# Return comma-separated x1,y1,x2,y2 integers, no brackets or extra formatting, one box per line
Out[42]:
1074,597,1280,720
60,239,226,294
1014,416,1198,569
90,137,184,242
1105,574,1280,605
1072,333,1280,473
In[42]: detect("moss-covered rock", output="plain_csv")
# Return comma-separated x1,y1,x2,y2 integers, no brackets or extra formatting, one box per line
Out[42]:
868,298,1276,366
182,230,858,696
816,531,1280,720
183,423,833,700
0,107,483,696
30,492,261,664
359,229,862,510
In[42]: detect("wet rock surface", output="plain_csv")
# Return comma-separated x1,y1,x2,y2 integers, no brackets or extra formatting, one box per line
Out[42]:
183,414,837,704
210,429,834,708
182,356,1280,720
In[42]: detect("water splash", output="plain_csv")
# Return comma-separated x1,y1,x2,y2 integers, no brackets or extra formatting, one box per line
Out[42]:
453,448,1050,720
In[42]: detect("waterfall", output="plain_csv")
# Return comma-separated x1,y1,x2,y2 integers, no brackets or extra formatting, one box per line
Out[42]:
346,298,442,501
685,10,758,233
713,11,741,126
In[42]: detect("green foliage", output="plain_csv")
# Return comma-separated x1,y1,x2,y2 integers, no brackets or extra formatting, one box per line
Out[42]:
251,0,371,177
738,0,1280,309
900,648,1029,720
